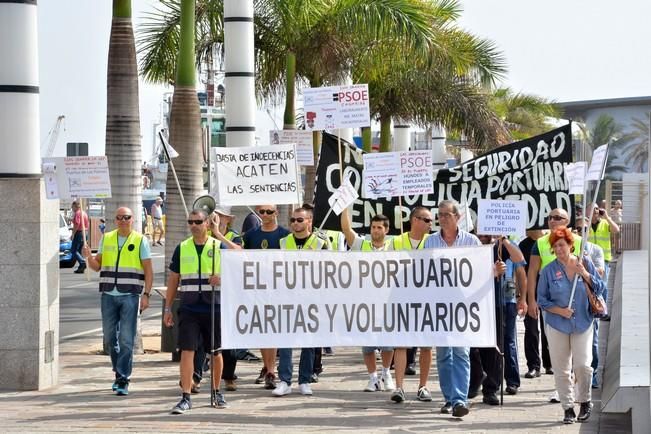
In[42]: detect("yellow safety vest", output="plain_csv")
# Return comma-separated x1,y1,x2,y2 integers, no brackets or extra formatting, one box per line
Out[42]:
537,233,583,270
280,233,327,250
392,232,429,250
99,230,144,294
588,220,612,261
179,236,221,305
326,230,343,251
360,239,391,251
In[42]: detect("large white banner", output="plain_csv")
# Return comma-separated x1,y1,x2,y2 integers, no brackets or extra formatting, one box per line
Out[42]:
42,156,112,200
269,130,314,166
211,144,300,206
221,246,496,349
303,84,370,130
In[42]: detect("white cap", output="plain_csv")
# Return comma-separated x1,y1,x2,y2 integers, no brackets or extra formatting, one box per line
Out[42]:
214,205,234,217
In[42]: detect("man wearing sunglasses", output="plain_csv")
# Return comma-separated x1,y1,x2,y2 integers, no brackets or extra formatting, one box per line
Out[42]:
273,207,329,397
164,209,232,414
390,206,434,405
82,207,153,396
242,204,290,389
523,208,582,383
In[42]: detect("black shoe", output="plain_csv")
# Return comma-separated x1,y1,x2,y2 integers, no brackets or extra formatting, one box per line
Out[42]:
563,407,576,424
74,265,86,274
255,367,267,384
482,393,499,405
440,402,452,414
577,402,592,422
452,402,470,417
171,396,192,414
544,367,554,375
264,372,277,390
240,351,260,362
505,385,519,395
524,369,541,378
467,387,480,399
309,373,319,383
405,363,416,375
600,315,611,322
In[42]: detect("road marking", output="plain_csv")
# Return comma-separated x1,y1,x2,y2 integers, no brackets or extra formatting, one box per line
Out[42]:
61,311,162,341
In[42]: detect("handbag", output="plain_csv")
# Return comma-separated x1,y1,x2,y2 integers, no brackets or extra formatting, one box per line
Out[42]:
584,282,608,318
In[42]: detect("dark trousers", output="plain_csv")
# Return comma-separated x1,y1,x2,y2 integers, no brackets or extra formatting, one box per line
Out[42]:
469,347,502,395
71,230,87,266
523,310,551,371
313,348,323,375
407,347,417,365
503,303,520,387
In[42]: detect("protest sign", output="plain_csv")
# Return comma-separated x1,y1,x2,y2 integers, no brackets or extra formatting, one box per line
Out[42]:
586,144,608,181
362,150,434,199
269,129,314,166
476,199,527,237
313,125,574,233
303,84,370,130
328,177,359,215
42,156,112,199
211,144,300,206
220,245,496,349
565,162,587,194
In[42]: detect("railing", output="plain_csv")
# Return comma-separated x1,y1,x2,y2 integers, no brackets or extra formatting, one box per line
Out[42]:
618,222,641,251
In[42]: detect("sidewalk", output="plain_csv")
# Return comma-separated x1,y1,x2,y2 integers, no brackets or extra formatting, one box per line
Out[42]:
0,314,630,433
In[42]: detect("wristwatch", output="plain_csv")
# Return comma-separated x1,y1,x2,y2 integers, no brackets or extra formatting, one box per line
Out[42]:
143,292,151,298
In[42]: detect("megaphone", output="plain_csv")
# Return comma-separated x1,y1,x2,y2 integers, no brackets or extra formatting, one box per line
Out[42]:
192,195,216,216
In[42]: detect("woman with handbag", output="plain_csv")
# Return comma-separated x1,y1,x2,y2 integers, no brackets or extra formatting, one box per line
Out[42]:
537,226,606,424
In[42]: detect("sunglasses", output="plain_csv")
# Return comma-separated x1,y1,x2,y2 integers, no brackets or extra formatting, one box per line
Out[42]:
290,217,306,223
115,215,132,221
187,219,205,225
415,216,433,224
258,209,275,215
549,215,566,221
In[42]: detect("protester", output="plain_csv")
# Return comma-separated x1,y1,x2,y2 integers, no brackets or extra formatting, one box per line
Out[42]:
588,203,619,313
82,207,153,396
150,197,165,246
242,204,289,389
341,208,395,392
273,207,330,397
610,200,623,254
422,200,481,417
469,235,525,404
503,253,527,394
71,200,89,273
537,226,605,424
164,209,235,414
390,206,434,404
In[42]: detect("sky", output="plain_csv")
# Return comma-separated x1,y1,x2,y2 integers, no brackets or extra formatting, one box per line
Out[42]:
37,0,651,159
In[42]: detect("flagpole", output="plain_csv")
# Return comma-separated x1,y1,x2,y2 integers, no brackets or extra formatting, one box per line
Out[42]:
159,130,189,218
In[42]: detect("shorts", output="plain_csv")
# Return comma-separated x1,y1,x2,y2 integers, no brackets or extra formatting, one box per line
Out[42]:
177,308,221,353
152,218,163,230
362,346,394,354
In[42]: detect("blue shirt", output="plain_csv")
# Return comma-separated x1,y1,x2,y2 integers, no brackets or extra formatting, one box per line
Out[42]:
242,226,290,249
537,257,605,335
503,259,526,304
423,229,481,248
98,234,151,296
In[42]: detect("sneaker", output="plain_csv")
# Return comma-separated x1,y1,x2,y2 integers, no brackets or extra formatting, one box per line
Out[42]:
417,386,432,402
577,402,592,422
452,402,470,417
482,392,499,405
505,385,519,395
524,369,541,378
264,372,277,390
405,363,416,375
563,407,576,424
240,351,260,362
224,379,237,392
115,380,129,396
212,391,228,409
549,390,560,403
272,381,292,396
440,402,453,414
381,371,395,391
309,373,319,383
324,347,335,356
255,367,268,384
171,396,192,414
111,379,119,391
298,383,313,396
391,387,405,403
364,376,380,392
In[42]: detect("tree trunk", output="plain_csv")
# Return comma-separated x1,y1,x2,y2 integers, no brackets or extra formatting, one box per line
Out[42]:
379,114,392,152
283,52,296,129
361,126,372,152
105,0,143,353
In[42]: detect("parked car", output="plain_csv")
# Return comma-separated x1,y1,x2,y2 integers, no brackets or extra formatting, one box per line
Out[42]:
59,211,74,268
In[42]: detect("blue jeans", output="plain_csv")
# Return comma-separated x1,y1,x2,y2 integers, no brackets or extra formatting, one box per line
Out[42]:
101,293,139,381
436,346,470,406
603,261,610,303
591,319,599,373
71,231,88,266
278,348,314,386
503,303,520,387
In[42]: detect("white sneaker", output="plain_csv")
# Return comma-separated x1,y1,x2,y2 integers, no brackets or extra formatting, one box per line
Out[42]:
272,381,292,396
298,383,313,395
549,390,560,403
364,376,380,392
381,371,395,391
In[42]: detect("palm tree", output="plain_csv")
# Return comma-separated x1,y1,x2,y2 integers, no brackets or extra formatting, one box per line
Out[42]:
489,87,561,144
618,113,650,172
104,0,142,233
575,114,627,179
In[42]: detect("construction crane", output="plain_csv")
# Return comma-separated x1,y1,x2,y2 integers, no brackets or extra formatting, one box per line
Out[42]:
41,115,65,157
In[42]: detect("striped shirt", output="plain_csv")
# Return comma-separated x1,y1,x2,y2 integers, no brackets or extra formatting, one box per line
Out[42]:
424,229,481,248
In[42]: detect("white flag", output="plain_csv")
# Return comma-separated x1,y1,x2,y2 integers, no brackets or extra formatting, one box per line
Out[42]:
586,144,608,181
565,162,587,194
159,130,179,159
